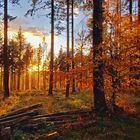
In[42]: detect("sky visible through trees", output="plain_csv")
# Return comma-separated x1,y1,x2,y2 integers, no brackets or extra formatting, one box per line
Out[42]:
0,0,139,139
1,0,86,54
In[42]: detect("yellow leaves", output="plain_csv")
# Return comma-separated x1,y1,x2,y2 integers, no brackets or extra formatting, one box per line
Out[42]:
0,95,19,116
72,99,83,106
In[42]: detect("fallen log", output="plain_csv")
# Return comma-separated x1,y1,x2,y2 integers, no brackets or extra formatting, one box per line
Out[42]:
20,114,95,130
30,112,93,124
45,132,59,140
22,119,83,130
33,110,93,119
22,120,97,139
20,118,92,133
0,116,30,127
35,132,59,140
55,120,97,133
0,103,42,118
0,110,39,122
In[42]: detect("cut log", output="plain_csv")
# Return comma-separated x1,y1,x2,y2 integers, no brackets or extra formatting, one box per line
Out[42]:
22,119,80,129
0,106,95,133
0,110,39,122
20,114,94,130
0,116,30,127
33,110,93,119
21,120,96,139
44,132,59,140
35,132,59,140
55,120,97,132
30,112,93,124
0,103,42,118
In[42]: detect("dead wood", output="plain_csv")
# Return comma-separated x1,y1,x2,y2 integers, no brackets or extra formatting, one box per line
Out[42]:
0,116,30,127
0,103,42,118
0,110,39,122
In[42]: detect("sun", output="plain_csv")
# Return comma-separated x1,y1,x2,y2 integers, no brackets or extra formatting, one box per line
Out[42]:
28,65,38,72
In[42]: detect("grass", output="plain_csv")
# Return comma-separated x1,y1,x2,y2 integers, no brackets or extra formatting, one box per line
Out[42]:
15,90,93,114
0,90,93,116
1,90,140,140
11,115,140,140
64,96,140,140
61,116,140,140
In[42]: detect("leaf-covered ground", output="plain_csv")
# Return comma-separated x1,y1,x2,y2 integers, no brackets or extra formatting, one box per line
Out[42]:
0,90,140,140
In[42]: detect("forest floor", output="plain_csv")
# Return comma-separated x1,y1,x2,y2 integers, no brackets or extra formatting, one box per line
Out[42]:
0,90,140,140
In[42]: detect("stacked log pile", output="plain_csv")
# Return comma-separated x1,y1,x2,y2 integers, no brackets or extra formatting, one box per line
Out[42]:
0,103,96,139
0,103,42,127
0,103,42,139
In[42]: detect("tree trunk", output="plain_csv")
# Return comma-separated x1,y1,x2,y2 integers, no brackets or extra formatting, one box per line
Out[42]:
22,70,25,91
13,72,16,90
3,0,9,98
59,74,62,89
48,0,54,95
138,0,140,21
80,29,84,91
37,63,40,90
93,0,107,113
66,0,70,98
129,0,133,87
0,66,3,90
43,70,46,91
10,68,14,91
129,0,133,22
71,0,75,94
54,71,57,89
17,70,20,91
25,65,29,90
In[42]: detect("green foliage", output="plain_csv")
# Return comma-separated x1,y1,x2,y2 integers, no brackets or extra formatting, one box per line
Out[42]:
12,128,32,140
61,117,140,140
12,122,55,140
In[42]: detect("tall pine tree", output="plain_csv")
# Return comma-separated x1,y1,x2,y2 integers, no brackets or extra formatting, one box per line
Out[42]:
66,0,70,98
48,0,54,95
3,0,9,98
